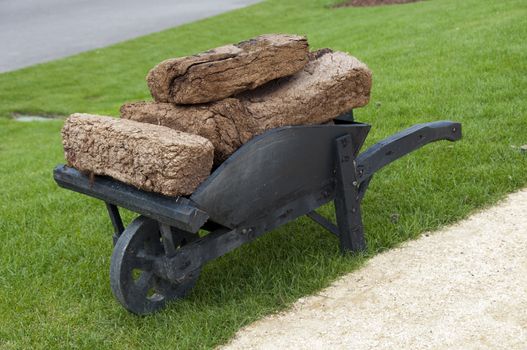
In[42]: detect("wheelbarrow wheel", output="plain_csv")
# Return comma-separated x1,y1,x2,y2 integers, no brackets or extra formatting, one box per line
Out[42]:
110,215,200,315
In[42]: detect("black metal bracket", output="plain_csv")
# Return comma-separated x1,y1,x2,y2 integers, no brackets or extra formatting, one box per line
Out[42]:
334,134,366,253
306,211,339,236
105,203,124,245
156,227,253,282
159,222,177,256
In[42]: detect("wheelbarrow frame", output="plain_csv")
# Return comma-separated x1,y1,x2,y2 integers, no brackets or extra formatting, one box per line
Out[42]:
53,112,462,314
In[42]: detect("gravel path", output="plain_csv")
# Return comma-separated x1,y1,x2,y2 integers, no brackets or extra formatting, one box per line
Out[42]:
223,189,527,349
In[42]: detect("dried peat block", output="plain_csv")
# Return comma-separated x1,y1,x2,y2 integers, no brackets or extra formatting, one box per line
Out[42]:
122,50,372,162
239,50,372,130
62,114,214,196
147,34,309,104
120,99,259,164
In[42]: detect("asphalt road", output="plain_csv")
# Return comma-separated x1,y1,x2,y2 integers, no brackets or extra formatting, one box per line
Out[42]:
0,0,261,73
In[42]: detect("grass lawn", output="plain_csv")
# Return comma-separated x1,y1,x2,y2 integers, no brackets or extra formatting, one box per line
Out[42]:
0,0,526,348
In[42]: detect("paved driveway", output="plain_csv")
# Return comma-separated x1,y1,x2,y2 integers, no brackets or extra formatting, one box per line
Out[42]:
0,0,261,73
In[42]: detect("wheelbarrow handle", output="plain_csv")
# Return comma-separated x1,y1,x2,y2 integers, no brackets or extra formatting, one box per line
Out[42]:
356,120,462,182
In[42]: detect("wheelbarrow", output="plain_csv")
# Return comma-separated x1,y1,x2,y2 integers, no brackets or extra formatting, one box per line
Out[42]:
53,111,462,315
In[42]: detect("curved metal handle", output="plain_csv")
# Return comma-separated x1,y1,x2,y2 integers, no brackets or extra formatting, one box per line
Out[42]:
356,121,462,182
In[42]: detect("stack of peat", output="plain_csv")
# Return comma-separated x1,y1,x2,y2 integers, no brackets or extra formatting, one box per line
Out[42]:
62,34,372,197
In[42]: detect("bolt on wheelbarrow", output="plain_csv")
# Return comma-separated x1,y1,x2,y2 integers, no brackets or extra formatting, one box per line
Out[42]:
54,111,462,315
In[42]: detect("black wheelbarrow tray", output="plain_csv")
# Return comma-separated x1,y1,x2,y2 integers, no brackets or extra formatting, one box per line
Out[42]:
53,112,462,315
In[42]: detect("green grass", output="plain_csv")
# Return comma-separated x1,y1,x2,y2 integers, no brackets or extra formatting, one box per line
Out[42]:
1,0,526,348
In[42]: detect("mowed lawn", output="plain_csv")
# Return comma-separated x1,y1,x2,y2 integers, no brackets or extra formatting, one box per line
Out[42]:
0,0,526,348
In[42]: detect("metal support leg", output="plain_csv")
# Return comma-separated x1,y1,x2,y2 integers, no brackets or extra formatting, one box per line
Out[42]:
306,211,340,236
334,134,366,253
105,202,124,245
159,223,177,256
